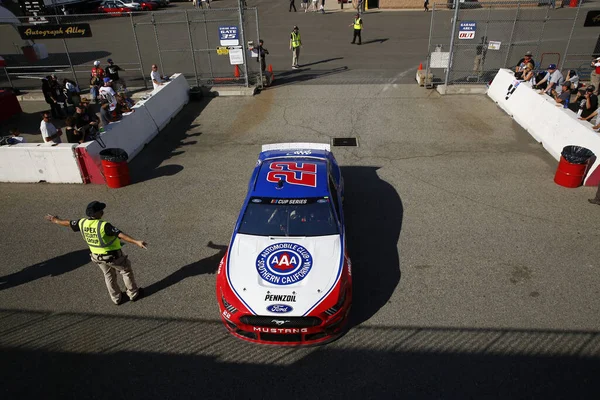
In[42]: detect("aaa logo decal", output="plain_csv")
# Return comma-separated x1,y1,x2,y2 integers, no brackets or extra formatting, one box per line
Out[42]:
256,243,313,286
266,161,317,187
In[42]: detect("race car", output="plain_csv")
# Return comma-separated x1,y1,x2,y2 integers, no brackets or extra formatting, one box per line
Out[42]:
216,143,352,345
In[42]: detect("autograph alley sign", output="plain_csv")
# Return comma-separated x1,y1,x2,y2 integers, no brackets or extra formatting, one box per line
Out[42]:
18,24,93,40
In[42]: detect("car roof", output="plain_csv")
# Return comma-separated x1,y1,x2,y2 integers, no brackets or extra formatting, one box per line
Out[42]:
252,157,330,198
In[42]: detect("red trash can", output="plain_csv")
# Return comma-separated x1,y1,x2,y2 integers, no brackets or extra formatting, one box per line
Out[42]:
554,146,594,188
99,148,130,188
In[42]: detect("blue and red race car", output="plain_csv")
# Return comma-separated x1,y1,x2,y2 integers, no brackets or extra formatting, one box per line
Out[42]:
216,143,352,345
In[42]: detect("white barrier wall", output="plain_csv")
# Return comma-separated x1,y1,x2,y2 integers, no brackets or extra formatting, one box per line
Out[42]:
0,143,83,183
75,73,189,184
488,68,600,186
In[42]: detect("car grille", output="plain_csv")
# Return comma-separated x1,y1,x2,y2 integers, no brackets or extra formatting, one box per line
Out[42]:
259,333,303,343
239,315,322,328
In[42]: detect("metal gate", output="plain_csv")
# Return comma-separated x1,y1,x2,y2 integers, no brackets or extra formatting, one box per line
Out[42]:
426,0,595,86
0,4,262,91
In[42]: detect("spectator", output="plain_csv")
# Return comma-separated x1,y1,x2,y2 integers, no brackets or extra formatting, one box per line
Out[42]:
40,112,62,144
535,64,564,96
116,93,134,114
520,63,534,84
49,75,68,116
105,58,126,91
73,105,99,140
64,116,83,144
515,51,535,78
63,78,81,108
100,101,113,128
41,76,63,119
150,64,168,90
8,128,25,144
564,69,580,94
90,61,105,104
255,39,269,73
580,109,600,130
99,78,117,111
591,57,600,95
553,81,571,106
570,85,598,118
473,36,487,75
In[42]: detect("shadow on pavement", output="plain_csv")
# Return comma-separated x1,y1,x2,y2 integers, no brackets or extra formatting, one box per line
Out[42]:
341,166,402,327
144,241,226,297
1,308,599,399
299,57,344,68
128,97,211,184
270,66,349,87
361,38,389,45
0,249,90,291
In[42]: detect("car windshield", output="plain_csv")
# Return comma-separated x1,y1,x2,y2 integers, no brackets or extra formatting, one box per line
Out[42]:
238,197,339,237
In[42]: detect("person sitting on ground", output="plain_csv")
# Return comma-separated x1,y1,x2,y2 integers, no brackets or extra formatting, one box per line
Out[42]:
535,64,564,96
100,101,114,129
64,116,83,144
73,105,99,141
515,51,535,78
570,85,598,118
7,128,25,144
553,81,571,106
579,108,600,130
40,112,62,144
565,69,580,94
520,63,535,84
115,94,134,114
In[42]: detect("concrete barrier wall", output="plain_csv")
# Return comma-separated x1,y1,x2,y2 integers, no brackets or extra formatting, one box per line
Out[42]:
76,73,189,185
0,143,83,183
488,68,600,186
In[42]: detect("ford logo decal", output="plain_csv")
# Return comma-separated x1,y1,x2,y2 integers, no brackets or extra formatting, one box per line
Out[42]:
268,304,293,313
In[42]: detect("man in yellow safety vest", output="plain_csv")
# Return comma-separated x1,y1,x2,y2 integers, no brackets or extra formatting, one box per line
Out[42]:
45,201,146,305
350,13,363,45
290,26,302,69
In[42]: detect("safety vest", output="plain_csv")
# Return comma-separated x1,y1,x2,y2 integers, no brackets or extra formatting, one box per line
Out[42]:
78,218,121,255
354,18,362,30
291,32,301,48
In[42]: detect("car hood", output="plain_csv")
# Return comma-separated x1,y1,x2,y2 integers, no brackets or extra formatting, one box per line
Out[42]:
227,233,343,316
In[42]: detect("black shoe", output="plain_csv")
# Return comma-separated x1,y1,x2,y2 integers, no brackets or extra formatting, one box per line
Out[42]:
588,198,600,205
114,293,126,306
131,287,144,302
351,42,355,44
358,43,361,45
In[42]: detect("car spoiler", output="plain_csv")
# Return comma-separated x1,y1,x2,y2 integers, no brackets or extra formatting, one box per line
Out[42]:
261,142,331,152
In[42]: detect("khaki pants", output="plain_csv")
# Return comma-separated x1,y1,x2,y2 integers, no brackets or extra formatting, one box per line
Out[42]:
591,70,600,95
292,47,300,67
91,251,139,304
473,54,483,74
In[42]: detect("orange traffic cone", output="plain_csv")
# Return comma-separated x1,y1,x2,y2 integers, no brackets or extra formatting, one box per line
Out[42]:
268,64,274,81
418,63,423,71
234,65,240,78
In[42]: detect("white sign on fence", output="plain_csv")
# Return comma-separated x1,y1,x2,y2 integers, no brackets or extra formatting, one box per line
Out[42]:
488,41,501,50
229,47,244,65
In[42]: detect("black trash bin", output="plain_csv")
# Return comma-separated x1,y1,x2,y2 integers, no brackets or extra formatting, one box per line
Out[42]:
554,145,595,188
99,148,130,188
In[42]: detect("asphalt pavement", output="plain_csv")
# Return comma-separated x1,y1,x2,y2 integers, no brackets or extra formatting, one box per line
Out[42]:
1,82,600,398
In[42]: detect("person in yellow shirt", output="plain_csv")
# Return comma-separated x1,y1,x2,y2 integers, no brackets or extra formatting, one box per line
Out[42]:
45,201,147,305
290,26,302,69
350,13,363,45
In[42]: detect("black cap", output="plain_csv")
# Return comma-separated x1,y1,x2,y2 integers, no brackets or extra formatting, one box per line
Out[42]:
86,201,106,217
562,81,571,89
587,85,595,92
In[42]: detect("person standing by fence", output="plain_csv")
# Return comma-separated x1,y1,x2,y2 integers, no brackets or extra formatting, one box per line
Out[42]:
290,26,302,69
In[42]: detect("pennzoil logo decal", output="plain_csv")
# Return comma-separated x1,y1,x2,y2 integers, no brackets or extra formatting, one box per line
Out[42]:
256,243,313,285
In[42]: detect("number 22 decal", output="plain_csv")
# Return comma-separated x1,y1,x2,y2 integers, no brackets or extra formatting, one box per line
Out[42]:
266,162,317,187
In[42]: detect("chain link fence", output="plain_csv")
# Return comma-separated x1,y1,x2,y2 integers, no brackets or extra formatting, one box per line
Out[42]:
426,0,596,86
0,6,262,92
